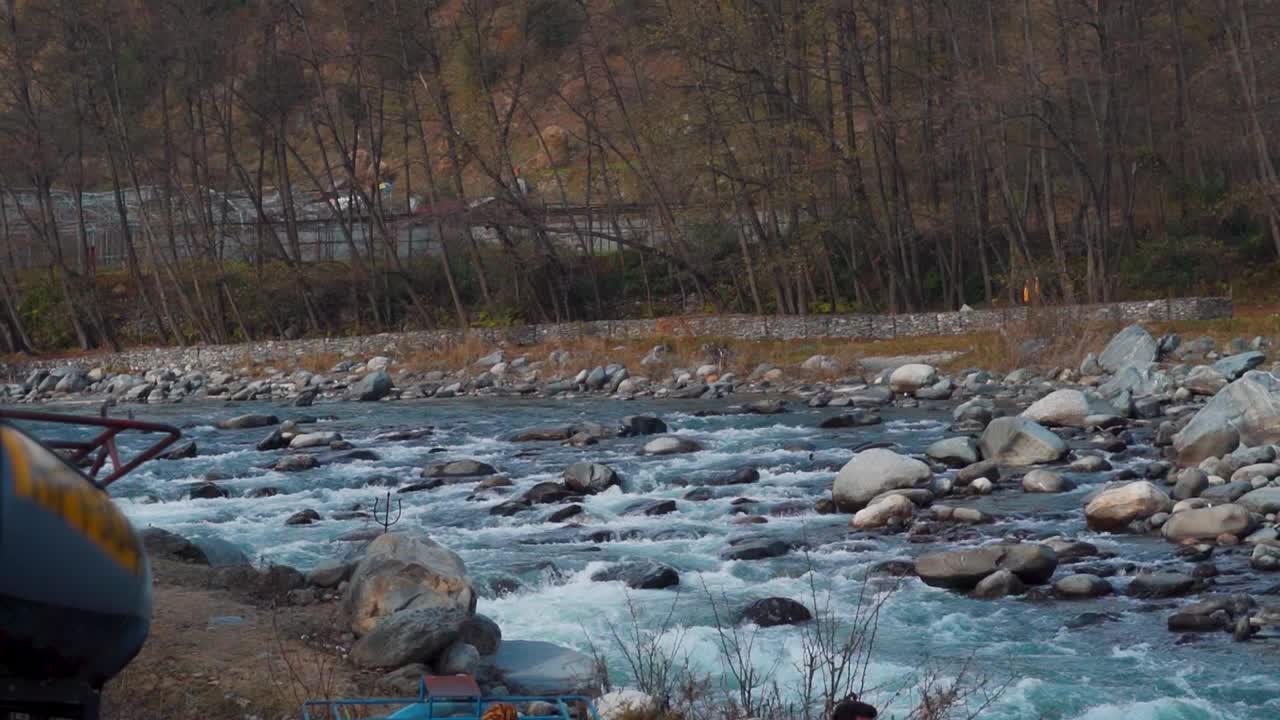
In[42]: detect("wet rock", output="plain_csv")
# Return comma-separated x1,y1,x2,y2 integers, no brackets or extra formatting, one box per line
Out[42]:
1022,470,1074,493
818,410,882,428
591,561,680,590
561,462,621,495
721,537,789,561
915,543,1058,590
708,467,760,486
425,459,498,478
491,500,531,517
738,597,812,627
257,428,289,451
640,436,703,456
285,509,321,526
622,499,677,517
160,441,198,460
275,454,319,472
490,640,598,696
374,428,435,442
290,431,341,449
978,417,1068,466
972,569,1025,599
522,482,581,505
1085,481,1172,531
545,504,584,523
622,416,667,436
1168,612,1229,632
512,425,577,442
1065,612,1122,629
217,413,279,430
1054,574,1113,599
188,481,228,499
1127,572,1200,598
833,448,932,511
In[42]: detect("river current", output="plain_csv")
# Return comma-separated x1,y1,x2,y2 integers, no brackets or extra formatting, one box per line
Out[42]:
32,398,1280,719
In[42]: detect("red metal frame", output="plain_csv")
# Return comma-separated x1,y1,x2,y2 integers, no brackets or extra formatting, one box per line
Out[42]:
0,408,181,488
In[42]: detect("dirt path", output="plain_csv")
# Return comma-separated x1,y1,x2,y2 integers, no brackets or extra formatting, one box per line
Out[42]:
102,559,371,720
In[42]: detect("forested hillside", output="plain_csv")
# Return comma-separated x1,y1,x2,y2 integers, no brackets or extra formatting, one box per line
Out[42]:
0,0,1276,351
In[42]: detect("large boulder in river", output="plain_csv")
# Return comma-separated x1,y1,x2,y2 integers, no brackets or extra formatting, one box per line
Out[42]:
889,364,938,393
350,605,468,668
640,436,702,456
1098,324,1158,372
563,462,621,494
978,417,1067,466
833,448,932,511
352,370,393,401
915,543,1058,590
1172,372,1280,464
1084,481,1172,531
737,597,812,627
1021,389,1115,429
491,640,599,695
1162,504,1256,541
344,534,476,637
591,561,679,590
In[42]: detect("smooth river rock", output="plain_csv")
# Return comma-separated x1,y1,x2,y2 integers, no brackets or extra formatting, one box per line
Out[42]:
833,448,932,511
915,543,1058,590
1162,504,1257,541
1085,481,1172,531
978,417,1068,466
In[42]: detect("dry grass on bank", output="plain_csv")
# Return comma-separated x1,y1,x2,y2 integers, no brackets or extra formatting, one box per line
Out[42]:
9,305,1280,379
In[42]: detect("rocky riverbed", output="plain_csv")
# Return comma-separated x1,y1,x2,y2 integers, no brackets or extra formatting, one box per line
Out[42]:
6,324,1280,718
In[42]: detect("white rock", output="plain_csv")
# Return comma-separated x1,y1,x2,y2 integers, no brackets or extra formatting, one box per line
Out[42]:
1085,481,1173,531
833,448,932,511
889,363,938,393
851,494,916,529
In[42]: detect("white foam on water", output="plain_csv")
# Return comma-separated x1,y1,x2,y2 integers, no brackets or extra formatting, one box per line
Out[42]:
1067,697,1221,720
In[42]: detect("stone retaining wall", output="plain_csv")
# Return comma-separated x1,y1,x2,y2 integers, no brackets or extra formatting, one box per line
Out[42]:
9,297,1233,375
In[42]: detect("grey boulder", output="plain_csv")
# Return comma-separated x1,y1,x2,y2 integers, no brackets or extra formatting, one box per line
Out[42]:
978,417,1068,466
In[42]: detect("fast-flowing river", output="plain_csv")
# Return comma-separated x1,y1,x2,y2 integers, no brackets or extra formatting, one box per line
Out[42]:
24,398,1280,719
